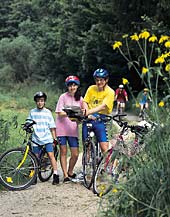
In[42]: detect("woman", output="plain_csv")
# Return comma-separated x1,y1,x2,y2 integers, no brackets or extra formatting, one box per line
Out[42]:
55,75,83,183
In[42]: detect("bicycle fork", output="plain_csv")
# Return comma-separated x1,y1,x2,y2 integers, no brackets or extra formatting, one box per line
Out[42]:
16,145,30,170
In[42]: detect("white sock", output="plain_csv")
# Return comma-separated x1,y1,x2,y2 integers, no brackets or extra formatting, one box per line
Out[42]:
53,170,58,175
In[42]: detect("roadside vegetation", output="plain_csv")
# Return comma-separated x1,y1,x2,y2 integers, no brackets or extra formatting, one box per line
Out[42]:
98,30,170,216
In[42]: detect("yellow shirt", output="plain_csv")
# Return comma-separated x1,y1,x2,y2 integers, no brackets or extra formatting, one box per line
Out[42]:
84,85,115,114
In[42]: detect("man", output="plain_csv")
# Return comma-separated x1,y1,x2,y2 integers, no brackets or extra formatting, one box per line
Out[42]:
115,84,128,114
82,68,115,153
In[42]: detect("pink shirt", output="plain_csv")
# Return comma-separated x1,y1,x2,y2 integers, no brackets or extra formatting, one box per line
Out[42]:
55,92,83,137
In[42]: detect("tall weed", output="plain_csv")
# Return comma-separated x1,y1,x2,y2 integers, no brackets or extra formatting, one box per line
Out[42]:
99,30,170,216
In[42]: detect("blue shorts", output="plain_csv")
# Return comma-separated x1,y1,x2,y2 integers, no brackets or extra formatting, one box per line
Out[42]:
82,114,108,143
57,136,79,148
32,143,54,154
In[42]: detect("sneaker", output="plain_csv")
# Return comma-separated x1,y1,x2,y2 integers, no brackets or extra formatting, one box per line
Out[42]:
68,173,77,179
63,177,71,183
52,174,59,185
76,172,84,181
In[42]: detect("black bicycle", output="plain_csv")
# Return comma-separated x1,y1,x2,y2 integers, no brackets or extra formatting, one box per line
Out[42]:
0,119,58,191
63,107,113,189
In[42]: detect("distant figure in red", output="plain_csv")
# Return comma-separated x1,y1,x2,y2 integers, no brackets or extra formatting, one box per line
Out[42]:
115,84,128,114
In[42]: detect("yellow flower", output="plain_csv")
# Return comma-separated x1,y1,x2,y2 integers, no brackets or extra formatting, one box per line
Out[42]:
155,56,165,64
112,41,122,50
163,52,170,58
159,35,169,44
142,67,149,74
130,34,139,41
112,188,118,193
139,30,150,39
158,101,165,107
149,35,157,42
135,102,140,108
122,78,129,85
165,64,170,71
165,41,170,48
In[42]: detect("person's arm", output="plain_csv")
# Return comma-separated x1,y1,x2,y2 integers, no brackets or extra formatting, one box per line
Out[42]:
55,94,67,117
50,128,57,145
57,111,67,117
82,101,106,116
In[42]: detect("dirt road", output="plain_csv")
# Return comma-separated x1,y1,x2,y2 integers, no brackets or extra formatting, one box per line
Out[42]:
0,113,139,217
0,154,100,217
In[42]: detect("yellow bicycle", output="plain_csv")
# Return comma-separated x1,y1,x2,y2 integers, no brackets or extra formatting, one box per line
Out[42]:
0,119,58,191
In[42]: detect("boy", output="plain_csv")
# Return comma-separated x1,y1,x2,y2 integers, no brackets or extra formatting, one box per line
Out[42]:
28,91,59,185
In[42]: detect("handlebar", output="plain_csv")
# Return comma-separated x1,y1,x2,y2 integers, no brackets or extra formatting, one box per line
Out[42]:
22,119,36,133
63,107,149,136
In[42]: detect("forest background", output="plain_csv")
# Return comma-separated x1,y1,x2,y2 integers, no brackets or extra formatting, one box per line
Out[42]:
0,0,170,93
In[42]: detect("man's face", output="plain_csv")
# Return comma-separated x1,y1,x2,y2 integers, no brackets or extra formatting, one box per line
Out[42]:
95,77,108,90
36,97,45,109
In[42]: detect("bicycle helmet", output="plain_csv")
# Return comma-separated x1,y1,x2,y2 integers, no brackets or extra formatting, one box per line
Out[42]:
93,68,109,79
65,75,80,86
119,84,124,89
34,91,47,101
143,88,149,92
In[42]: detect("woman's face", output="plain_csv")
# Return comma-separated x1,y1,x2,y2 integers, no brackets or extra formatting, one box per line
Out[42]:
67,82,79,95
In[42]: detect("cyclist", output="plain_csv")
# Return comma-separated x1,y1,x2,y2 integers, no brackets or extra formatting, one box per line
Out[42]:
55,75,84,183
27,92,59,185
115,84,128,114
82,68,115,153
139,88,151,117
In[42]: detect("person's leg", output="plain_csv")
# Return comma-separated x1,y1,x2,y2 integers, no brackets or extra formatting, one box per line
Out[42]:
67,137,79,177
47,152,58,171
47,151,59,185
94,119,109,153
116,101,120,113
99,141,109,153
121,102,125,113
58,137,68,178
145,102,149,109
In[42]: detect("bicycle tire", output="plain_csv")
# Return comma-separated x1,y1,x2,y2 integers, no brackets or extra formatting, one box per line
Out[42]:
93,149,122,196
82,141,96,189
0,148,38,191
38,146,58,182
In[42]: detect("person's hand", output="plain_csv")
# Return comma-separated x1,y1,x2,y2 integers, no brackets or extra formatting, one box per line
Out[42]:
88,115,96,120
81,108,87,116
53,139,58,147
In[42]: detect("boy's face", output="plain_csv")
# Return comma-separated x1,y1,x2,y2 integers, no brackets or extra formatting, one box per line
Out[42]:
36,97,45,109
95,77,108,90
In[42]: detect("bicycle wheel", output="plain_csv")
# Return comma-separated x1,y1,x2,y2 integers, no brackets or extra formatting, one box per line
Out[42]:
93,149,122,196
0,148,38,191
38,146,58,182
82,141,96,189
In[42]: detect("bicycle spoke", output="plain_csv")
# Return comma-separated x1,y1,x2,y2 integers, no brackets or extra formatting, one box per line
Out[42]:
0,149,38,190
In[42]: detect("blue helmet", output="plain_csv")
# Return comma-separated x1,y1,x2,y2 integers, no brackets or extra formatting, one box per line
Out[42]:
93,68,109,79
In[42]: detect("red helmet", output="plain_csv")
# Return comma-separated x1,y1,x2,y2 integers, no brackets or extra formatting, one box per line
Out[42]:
65,75,80,86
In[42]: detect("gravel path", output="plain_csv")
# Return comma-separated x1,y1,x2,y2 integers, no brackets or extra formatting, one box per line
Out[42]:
0,154,100,217
0,113,139,217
